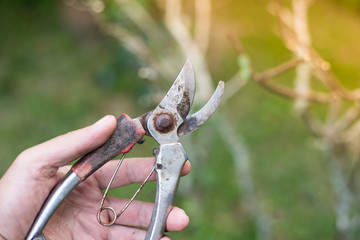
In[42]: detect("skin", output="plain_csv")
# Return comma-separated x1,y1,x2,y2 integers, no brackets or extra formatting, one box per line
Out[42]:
0,115,191,240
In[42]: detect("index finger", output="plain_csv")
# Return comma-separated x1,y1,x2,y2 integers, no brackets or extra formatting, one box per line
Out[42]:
14,115,117,180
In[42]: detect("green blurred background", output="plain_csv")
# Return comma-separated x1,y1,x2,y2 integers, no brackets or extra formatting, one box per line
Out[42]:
1,0,360,239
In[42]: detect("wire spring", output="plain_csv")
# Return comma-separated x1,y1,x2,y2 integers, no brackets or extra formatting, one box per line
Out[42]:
97,154,156,226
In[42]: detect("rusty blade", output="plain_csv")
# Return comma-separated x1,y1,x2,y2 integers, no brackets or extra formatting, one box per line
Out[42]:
146,59,196,144
178,81,224,136
180,58,196,118
165,58,195,120
154,58,195,121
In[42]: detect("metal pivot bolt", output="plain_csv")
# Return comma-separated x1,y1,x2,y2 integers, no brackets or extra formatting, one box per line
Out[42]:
154,113,174,132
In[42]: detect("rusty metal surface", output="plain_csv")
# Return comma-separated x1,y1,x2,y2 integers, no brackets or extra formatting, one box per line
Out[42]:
72,113,146,181
178,81,224,136
146,59,196,145
154,113,175,133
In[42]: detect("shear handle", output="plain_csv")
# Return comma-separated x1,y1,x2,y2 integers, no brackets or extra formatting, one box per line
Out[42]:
26,113,145,240
72,113,146,181
145,143,187,240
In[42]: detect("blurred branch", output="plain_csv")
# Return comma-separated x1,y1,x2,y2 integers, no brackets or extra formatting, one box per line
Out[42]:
292,0,312,113
323,143,354,240
164,0,213,102
110,0,181,80
229,35,331,103
231,0,360,239
221,72,247,103
254,58,304,81
195,0,211,54
301,110,325,137
252,58,332,103
223,34,250,102
217,115,272,240
331,104,360,138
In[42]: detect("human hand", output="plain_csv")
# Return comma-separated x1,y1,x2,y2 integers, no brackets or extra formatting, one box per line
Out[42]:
0,115,191,239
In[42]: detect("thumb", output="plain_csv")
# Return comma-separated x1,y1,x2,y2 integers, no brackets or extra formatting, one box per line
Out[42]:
15,115,117,179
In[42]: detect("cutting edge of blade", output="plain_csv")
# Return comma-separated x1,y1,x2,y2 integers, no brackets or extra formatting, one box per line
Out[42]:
178,81,224,136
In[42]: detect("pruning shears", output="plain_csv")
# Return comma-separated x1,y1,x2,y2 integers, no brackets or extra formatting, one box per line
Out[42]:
26,59,224,240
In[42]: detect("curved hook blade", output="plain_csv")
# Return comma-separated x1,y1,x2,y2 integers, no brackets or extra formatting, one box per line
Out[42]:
178,81,224,136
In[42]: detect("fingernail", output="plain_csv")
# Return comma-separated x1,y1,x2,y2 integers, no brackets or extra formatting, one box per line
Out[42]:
94,115,112,126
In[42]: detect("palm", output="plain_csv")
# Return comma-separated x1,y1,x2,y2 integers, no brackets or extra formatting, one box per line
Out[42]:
44,165,156,240
44,175,110,239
